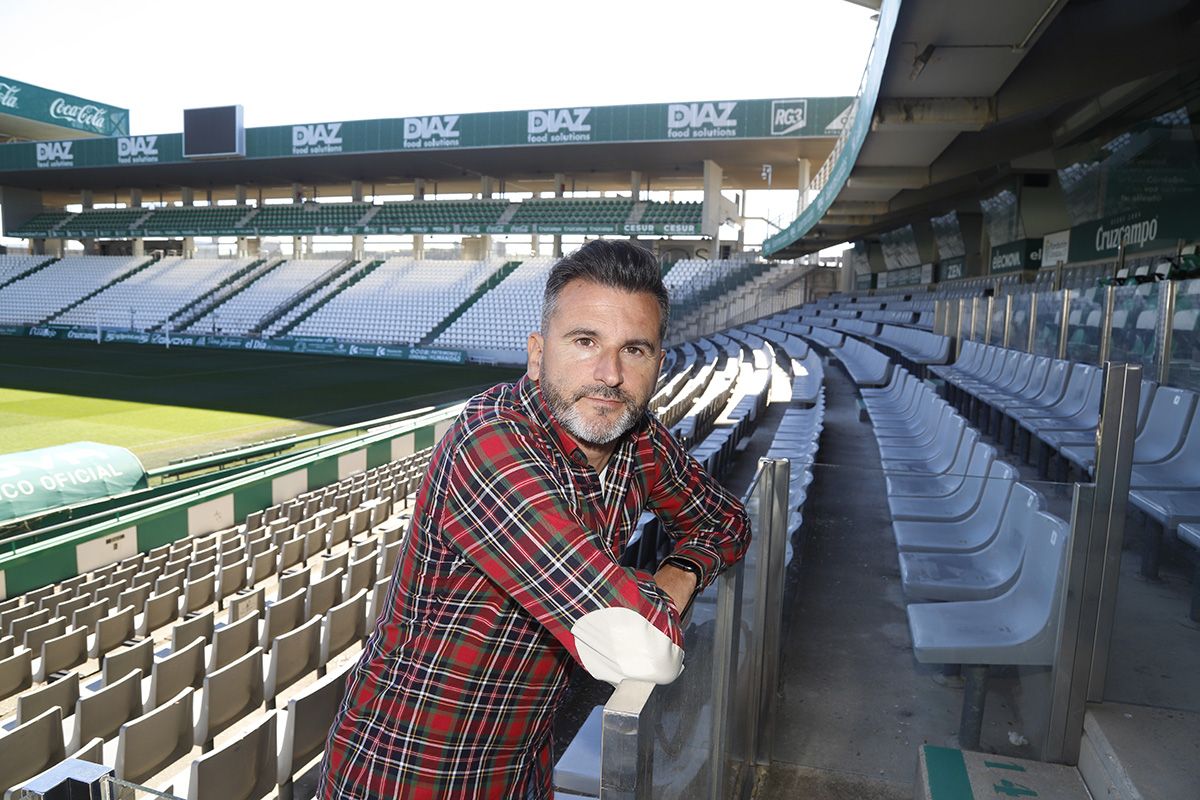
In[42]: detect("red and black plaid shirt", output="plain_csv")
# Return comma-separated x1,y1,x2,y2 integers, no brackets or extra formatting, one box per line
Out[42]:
319,375,750,799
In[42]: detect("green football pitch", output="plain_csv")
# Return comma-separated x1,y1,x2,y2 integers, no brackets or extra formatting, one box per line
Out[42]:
0,337,523,468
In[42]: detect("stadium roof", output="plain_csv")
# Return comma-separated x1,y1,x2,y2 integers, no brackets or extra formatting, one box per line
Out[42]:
0,97,852,205
765,0,1200,258
0,74,129,142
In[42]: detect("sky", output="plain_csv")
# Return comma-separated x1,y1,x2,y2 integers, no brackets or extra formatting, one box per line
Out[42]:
0,0,878,250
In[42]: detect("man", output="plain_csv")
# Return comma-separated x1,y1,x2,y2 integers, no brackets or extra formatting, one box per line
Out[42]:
320,240,750,799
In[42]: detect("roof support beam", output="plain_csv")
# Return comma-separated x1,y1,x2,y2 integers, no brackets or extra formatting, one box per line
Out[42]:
826,201,889,216
846,167,930,191
872,98,995,132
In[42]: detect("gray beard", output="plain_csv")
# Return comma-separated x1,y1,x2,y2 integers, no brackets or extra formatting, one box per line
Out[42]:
541,369,643,447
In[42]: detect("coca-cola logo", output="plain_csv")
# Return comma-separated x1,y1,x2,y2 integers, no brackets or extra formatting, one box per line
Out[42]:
49,98,108,131
0,82,19,109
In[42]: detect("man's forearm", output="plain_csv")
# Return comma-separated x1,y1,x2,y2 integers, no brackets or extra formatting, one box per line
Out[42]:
653,563,698,617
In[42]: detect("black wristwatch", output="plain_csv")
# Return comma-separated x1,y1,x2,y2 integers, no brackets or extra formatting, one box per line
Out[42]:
660,555,704,620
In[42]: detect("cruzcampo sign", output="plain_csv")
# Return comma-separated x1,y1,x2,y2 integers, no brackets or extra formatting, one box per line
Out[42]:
0,96,852,173
1067,198,1200,263
0,442,147,523
0,74,129,137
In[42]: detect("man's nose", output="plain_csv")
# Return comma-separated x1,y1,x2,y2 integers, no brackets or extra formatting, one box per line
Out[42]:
593,347,623,387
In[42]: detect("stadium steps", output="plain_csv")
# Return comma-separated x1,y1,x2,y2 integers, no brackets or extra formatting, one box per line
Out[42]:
495,204,520,225
271,258,385,338
417,260,524,346
357,206,382,227
167,257,282,332
249,258,357,335
627,202,648,224
0,256,57,291
38,257,158,325
152,257,269,332
236,207,260,228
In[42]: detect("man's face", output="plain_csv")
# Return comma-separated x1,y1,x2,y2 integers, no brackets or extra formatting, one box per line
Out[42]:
527,279,665,448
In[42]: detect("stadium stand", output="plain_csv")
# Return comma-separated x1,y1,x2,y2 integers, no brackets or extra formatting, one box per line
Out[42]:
288,258,502,345
0,254,51,288
55,258,254,330
431,257,556,357
0,256,150,325
508,197,634,226
186,259,345,336
136,206,253,237
369,199,509,230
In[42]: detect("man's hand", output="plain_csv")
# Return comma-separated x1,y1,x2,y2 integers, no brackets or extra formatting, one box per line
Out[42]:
653,563,698,617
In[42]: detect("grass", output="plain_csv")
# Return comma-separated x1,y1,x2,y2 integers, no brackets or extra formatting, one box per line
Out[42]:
0,337,523,468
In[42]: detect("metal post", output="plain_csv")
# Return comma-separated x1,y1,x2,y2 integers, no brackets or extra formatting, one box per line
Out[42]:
1057,289,1071,360
984,295,995,345
1155,278,1177,385
754,458,790,767
710,557,744,800
1027,292,1038,353
601,679,657,799
1042,363,1140,764
1098,286,1116,365
1002,294,1013,349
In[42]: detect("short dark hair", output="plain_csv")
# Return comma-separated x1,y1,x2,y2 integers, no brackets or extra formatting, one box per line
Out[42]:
542,240,670,340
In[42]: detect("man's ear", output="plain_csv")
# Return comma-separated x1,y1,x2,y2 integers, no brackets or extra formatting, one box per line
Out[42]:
527,332,544,380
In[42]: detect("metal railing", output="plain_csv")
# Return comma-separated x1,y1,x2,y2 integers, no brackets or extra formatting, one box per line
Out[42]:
598,457,792,799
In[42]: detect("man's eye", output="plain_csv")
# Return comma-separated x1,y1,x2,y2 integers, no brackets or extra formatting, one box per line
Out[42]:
575,337,594,347
624,346,647,357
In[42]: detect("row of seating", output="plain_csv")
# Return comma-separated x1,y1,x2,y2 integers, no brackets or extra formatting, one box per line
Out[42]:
857,364,1071,749
0,452,430,799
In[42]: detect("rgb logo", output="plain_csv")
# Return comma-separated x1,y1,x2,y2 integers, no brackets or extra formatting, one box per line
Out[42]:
771,99,808,136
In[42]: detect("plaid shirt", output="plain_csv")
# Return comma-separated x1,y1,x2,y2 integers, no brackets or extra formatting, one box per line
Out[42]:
320,375,750,799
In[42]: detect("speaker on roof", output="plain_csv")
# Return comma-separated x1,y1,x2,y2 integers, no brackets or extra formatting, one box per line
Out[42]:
183,106,245,159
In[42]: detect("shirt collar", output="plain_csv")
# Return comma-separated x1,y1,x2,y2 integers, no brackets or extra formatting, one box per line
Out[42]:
517,374,648,469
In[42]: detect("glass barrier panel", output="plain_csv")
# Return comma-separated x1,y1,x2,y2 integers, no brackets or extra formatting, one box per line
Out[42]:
1065,286,1104,364
98,776,183,800
1108,283,1159,372
972,298,989,341
1166,277,1200,391
1033,290,1064,357
1010,293,1032,351
989,297,1006,345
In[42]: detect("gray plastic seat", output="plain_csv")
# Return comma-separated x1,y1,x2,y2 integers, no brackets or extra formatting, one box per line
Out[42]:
884,432,987,500
1130,404,1200,489
996,359,1072,415
1012,364,1099,428
880,418,966,475
36,626,87,681
306,568,342,620
149,637,206,710
1062,383,1190,472
195,646,265,747
906,501,1072,665
102,637,154,685
187,710,277,800
893,461,1019,552
208,609,260,672
0,649,32,702
69,667,144,753
90,606,135,659
260,589,307,650
321,588,368,665
183,574,216,615
0,707,65,798
171,610,215,653
266,615,322,705
217,558,249,607
1128,489,1200,530
22,617,66,655
9,608,50,644
137,587,182,637
887,440,994,513
17,671,80,725
277,667,349,800
115,687,195,785
278,538,305,573
899,484,1051,602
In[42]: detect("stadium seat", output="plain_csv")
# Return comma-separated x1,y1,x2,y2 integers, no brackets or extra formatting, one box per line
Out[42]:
185,709,277,800
208,610,259,672
138,587,182,636
16,671,80,726
0,707,66,798
35,626,87,681
171,610,215,653
265,615,322,706
260,589,307,650
0,650,33,702
305,569,341,620
115,686,196,784
277,666,349,800
892,461,1020,553
321,588,367,666
90,606,135,660
148,636,206,711
194,646,265,748
69,667,144,753
102,637,154,686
